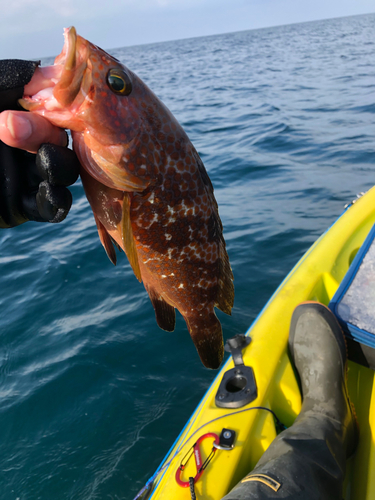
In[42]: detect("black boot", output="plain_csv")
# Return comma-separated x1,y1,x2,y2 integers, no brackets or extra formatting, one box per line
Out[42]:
222,302,358,500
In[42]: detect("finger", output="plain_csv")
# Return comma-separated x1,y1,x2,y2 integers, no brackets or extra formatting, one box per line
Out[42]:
0,141,30,226
36,182,72,223
23,181,73,223
0,60,39,112
36,144,80,187
0,110,67,153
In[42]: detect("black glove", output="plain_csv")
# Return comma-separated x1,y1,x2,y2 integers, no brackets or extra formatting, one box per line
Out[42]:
0,59,80,228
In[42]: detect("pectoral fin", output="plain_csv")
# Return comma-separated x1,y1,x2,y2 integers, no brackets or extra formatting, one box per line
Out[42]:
120,193,142,282
83,133,148,192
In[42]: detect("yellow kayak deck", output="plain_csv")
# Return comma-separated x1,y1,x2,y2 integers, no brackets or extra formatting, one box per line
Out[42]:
147,186,375,500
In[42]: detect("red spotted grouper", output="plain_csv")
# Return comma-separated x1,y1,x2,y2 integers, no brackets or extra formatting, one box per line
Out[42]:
20,27,234,368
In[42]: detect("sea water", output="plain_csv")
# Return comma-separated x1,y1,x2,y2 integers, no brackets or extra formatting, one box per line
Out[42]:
0,13,374,499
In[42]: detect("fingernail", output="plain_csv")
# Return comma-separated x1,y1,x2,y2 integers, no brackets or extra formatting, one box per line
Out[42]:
7,113,33,141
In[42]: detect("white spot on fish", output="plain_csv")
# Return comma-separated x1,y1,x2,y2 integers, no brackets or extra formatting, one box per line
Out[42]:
140,212,159,230
178,283,184,289
148,192,155,204
143,252,161,265
166,206,176,224
165,233,172,240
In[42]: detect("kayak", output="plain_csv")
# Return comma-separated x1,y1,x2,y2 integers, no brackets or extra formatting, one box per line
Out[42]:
137,185,375,500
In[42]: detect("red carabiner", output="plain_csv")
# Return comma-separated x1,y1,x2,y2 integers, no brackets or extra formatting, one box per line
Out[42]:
175,433,220,487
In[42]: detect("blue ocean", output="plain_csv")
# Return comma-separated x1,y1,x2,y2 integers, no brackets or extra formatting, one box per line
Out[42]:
0,13,374,499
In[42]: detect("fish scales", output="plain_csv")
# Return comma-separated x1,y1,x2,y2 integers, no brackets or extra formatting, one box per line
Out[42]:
20,27,234,368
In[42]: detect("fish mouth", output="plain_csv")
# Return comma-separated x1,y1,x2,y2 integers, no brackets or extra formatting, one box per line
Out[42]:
20,26,90,123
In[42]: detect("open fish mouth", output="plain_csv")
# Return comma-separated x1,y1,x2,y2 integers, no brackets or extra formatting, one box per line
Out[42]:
20,27,89,119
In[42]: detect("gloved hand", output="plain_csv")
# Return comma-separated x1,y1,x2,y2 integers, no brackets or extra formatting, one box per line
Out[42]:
0,59,80,228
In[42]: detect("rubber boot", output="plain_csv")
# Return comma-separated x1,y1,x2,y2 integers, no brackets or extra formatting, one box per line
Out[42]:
222,302,358,500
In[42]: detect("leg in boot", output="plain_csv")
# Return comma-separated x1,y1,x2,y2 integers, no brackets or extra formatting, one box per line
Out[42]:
222,302,358,500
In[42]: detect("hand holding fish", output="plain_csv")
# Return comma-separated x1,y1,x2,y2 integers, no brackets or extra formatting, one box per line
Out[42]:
0,59,80,227
20,28,234,368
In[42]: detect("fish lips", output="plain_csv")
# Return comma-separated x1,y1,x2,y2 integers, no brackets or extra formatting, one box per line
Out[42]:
52,26,89,108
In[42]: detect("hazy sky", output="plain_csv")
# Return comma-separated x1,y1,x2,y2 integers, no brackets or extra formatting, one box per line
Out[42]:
0,0,373,60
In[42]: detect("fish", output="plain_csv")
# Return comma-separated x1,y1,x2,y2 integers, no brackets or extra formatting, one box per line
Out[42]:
20,27,234,369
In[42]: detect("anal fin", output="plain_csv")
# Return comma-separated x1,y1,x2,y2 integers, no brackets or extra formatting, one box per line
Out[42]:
94,214,117,266
148,288,176,332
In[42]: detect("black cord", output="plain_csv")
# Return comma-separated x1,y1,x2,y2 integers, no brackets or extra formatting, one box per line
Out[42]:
189,477,196,500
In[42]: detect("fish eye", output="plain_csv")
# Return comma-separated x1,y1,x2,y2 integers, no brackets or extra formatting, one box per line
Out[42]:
106,69,132,96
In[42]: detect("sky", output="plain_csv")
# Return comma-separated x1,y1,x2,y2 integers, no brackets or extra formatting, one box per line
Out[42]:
0,0,373,60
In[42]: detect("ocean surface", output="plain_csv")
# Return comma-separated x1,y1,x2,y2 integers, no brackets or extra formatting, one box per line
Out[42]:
0,13,374,499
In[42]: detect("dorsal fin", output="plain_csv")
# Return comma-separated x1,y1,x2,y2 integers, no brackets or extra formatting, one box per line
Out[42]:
193,149,234,316
216,235,234,315
147,286,176,332
94,214,117,266
121,193,142,282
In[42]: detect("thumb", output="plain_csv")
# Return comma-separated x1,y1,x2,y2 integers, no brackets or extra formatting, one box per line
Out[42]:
0,111,67,153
